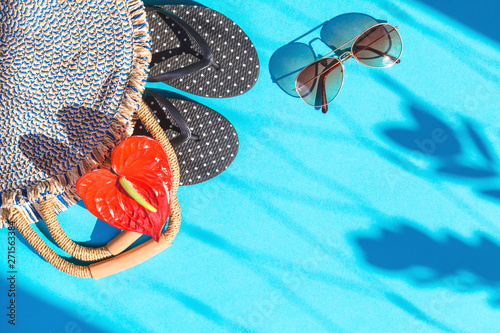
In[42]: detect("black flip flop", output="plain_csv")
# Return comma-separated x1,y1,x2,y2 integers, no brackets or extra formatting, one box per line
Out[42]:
133,89,239,185
146,4,260,97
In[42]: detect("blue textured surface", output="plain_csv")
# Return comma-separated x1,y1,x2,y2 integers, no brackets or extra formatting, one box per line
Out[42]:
2,0,500,332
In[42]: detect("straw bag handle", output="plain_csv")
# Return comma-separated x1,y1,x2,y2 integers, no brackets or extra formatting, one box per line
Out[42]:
35,99,181,261
10,196,181,279
10,101,182,278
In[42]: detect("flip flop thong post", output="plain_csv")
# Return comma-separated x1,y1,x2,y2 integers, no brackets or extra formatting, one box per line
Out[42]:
146,4,260,97
134,89,239,185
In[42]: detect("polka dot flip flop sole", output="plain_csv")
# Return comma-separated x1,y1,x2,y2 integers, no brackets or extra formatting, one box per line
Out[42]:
133,89,239,185
146,4,260,98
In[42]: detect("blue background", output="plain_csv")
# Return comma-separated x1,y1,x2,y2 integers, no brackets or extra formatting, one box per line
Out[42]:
2,0,500,332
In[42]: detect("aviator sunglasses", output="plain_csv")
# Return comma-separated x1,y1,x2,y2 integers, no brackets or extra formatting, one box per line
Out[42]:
293,23,403,113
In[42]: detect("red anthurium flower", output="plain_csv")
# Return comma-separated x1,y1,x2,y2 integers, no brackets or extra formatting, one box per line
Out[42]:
76,136,173,242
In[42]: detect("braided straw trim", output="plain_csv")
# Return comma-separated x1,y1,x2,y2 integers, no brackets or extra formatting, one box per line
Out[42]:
10,208,92,278
41,198,113,261
161,195,181,243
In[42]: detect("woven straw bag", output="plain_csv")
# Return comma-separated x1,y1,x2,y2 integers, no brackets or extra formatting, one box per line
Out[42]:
1,0,181,279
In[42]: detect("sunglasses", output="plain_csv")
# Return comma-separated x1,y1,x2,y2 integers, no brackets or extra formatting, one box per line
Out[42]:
293,23,403,113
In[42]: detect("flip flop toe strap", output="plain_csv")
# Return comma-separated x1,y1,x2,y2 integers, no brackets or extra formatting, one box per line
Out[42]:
146,6,219,82
145,89,194,147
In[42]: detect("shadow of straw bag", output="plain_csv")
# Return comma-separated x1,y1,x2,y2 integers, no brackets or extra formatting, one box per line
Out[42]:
0,0,181,279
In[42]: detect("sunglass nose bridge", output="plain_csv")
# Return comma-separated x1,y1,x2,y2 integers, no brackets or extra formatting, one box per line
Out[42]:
339,51,352,62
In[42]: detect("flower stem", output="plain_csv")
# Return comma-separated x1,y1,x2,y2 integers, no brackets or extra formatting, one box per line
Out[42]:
118,176,157,213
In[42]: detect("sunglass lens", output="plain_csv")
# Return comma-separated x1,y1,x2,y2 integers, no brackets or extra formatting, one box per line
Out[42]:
321,13,379,55
352,24,402,68
295,57,343,107
270,43,316,97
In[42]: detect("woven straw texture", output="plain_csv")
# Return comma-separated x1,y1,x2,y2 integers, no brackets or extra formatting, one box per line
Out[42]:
0,0,151,226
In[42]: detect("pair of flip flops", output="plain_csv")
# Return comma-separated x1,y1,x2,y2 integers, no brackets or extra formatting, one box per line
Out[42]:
134,3,260,185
